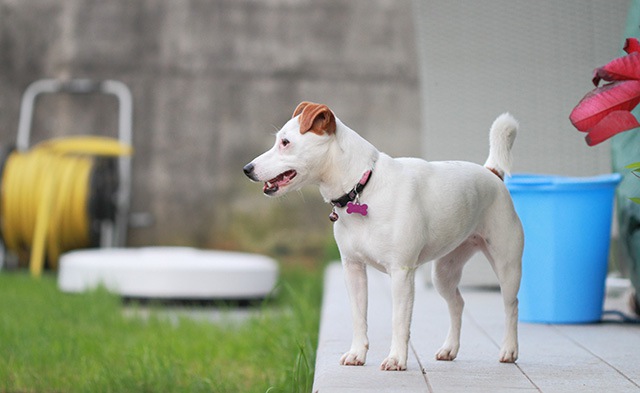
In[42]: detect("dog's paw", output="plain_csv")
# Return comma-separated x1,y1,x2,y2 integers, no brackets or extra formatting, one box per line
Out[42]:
380,356,407,371
340,350,366,366
499,346,518,363
435,346,458,361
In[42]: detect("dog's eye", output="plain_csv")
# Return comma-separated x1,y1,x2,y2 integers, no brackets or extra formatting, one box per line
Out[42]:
281,138,290,147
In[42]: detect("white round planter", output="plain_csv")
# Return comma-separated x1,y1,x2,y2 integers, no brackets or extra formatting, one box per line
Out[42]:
58,247,279,300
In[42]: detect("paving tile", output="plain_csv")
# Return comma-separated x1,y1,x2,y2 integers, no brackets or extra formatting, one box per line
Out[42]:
554,324,640,388
411,277,536,392
464,291,640,393
312,264,428,392
313,263,640,392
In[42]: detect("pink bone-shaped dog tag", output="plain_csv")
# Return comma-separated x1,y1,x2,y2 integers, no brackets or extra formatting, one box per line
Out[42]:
346,201,368,216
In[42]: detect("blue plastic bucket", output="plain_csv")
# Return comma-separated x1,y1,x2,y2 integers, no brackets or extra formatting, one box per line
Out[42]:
506,173,622,323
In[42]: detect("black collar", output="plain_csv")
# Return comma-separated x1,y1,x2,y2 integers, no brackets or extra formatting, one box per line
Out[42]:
330,169,373,208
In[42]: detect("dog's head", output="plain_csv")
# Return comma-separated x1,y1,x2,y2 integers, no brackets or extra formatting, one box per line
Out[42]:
243,101,336,196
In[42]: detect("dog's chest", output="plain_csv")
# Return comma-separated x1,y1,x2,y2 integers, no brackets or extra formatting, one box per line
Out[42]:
332,213,401,271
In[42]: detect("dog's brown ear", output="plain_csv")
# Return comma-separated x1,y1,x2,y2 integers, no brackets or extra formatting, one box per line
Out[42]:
292,102,310,118
294,101,336,135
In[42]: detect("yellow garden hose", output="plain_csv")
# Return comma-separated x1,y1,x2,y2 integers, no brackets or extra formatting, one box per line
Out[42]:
0,136,132,277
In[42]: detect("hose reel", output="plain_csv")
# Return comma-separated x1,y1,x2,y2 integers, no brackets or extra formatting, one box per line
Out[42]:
0,79,134,276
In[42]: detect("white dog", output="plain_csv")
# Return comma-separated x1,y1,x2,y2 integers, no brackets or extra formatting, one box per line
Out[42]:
244,102,523,371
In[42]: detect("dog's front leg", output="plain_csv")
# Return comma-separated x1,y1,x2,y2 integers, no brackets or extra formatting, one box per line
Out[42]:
381,267,416,371
340,261,369,366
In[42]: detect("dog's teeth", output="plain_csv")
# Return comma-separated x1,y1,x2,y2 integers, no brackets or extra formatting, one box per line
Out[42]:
266,181,272,188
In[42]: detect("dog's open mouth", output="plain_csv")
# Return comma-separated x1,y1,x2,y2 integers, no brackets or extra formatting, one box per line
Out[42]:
263,170,297,195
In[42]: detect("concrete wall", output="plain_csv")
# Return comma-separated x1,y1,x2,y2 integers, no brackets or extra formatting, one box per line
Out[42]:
1,1,629,263
0,0,420,256
413,0,629,177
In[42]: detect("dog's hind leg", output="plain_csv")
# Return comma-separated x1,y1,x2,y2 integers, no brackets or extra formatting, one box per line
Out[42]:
432,240,478,361
482,231,523,363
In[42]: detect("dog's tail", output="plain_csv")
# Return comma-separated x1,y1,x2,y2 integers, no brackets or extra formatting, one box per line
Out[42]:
484,113,518,181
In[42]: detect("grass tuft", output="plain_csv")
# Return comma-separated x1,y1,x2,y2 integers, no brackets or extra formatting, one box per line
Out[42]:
0,266,322,393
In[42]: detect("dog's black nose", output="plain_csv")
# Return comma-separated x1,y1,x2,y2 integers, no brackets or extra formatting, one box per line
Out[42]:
243,163,256,180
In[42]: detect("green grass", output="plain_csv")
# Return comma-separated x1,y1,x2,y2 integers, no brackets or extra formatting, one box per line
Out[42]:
0,266,323,393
